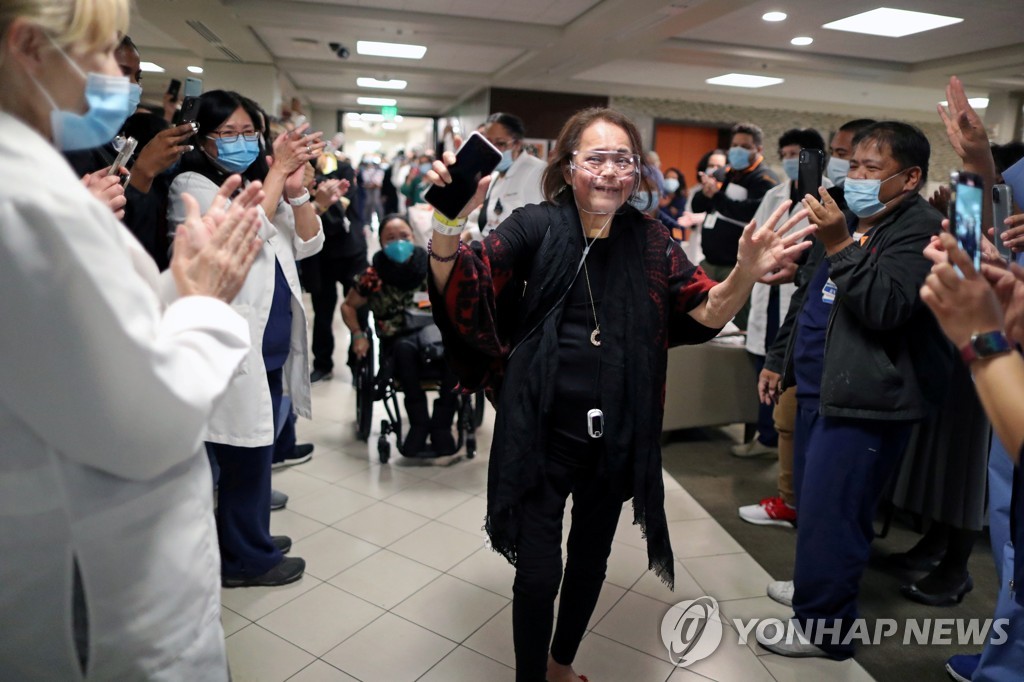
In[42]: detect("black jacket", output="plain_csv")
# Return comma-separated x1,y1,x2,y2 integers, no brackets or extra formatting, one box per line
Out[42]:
691,158,778,266
765,194,953,420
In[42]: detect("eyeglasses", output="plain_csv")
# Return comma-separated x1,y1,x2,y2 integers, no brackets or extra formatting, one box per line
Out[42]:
571,150,639,174
208,130,260,143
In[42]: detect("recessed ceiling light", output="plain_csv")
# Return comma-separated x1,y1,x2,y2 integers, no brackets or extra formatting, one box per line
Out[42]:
381,122,398,130
345,112,361,120
940,98,989,109
762,11,787,22
139,61,165,73
187,65,204,74
791,36,813,46
706,73,785,88
823,8,962,38
359,113,385,121
356,77,407,90
357,96,397,106
356,40,427,60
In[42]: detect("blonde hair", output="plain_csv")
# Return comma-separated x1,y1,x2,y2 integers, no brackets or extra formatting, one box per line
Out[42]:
0,0,129,52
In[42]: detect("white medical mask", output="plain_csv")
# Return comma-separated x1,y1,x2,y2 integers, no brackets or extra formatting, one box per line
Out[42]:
664,177,680,194
827,157,851,186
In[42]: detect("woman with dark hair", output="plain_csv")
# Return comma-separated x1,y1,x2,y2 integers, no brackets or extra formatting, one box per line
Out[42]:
340,214,460,457
477,112,546,238
168,89,325,587
657,165,688,235
424,107,814,682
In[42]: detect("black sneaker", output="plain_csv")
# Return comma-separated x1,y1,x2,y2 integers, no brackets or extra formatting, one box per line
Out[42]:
270,489,288,511
271,535,292,554
222,556,306,588
272,444,314,470
310,368,333,383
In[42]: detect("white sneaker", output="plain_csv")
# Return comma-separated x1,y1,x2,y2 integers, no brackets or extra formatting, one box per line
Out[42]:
756,619,841,659
738,496,797,527
767,580,794,607
731,438,778,458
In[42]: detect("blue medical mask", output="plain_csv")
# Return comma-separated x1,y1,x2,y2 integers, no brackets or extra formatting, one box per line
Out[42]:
663,177,680,194
844,170,909,218
494,149,514,173
782,157,800,182
383,239,415,264
728,146,752,171
213,137,260,173
30,37,132,151
127,83,142,113
827,156,850,186
419,162,432,174
629,190,657,213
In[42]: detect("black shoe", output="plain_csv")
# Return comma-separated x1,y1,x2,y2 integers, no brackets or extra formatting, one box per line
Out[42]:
900,573,973,606
271,535,292,554
272,444,314,470
222,556,306,588
310,368,333,383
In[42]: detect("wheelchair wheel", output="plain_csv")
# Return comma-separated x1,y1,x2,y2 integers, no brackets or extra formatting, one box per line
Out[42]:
377,434,390,464
354,339,375,442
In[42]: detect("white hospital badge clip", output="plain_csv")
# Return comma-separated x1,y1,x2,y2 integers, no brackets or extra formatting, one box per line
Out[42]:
702,212,718,230
822,278,838,304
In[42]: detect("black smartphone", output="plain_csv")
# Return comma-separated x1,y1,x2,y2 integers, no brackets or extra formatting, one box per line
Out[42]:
167,78,181,100
993,183,1013,261
424,132,502,221
797,148,824,201
179,96,201,125
825,185,848,212
950,170,984,271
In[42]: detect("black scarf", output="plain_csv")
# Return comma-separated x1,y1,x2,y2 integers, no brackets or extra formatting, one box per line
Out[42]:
372,245,428,291
434,201,678,588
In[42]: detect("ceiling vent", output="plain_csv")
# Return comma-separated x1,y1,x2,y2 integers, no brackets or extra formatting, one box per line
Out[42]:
217,46,244,62
186,20,223,45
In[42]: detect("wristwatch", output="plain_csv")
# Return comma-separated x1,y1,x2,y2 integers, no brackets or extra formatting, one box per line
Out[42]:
959,330,1013,365
287,189,311,207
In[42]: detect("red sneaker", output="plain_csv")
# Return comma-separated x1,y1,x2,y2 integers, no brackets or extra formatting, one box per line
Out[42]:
738,496,796,527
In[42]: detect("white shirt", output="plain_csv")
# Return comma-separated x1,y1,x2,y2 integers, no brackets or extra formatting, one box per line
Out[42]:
168,173,324,447
481,152,546,236
0,113,250,680
745,178,832,356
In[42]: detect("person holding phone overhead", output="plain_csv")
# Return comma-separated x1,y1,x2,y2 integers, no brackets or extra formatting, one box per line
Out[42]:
0,0,266,678
424,107,814,682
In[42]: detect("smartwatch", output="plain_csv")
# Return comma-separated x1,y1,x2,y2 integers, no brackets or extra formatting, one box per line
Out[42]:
959,330,1013,365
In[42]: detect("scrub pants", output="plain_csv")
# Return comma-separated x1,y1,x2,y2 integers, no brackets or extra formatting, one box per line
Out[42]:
973,439,1024,682
791,405,912,657
207,368,285,579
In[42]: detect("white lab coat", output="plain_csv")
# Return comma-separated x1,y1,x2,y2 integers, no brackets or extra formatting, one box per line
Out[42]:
0,113,251,679
481,152,546,236
168,172,324,447
745,178,832,356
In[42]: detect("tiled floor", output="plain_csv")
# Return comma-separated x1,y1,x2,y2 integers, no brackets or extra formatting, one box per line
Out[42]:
222,307,877,681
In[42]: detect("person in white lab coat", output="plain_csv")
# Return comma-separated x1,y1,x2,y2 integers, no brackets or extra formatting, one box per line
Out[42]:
477,112,546,238
0,0,265,679
168,89,325,588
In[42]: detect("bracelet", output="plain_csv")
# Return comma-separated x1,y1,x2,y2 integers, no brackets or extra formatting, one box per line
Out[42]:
287,189,311,207
352,331,367,340
432,210,467,236
428,237,463,263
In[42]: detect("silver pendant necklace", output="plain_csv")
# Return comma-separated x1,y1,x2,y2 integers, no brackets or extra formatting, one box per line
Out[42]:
583,260,601,347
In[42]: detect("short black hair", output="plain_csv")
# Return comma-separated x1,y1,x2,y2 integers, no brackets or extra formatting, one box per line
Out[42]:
485,112,526,140
839,118,877,134
777,128,826,154
118,34,138,53
731,122,763,147
852,121,931,184
177,90,269,185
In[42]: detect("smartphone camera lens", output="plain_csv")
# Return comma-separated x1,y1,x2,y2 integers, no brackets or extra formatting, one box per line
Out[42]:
328,42,350,59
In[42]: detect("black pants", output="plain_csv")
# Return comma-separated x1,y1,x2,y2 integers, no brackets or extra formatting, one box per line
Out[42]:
310,254,367,373
512,454,623,682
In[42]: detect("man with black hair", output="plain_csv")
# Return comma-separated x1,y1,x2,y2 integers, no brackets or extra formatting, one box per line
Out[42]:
756,121,953,659
691,121,779,329
826,118,878,187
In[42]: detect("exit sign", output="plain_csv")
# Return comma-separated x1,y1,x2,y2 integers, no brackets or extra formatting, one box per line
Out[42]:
382,106,398,121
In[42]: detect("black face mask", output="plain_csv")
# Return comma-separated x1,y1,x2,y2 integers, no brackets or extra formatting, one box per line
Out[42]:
372,245,428,291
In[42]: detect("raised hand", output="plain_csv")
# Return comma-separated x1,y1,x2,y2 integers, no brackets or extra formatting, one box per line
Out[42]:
82,168,127,220
424,135,492,219
736,200,816,282
130,122,196,192
938,76,993,170
183,175,266,251
802,187,848,251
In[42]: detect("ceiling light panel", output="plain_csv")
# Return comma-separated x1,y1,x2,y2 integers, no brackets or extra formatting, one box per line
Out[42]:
140,61,165,73
357,97,397,106
822,8,963,38
706,73,784,88
356,77,408,90
357,41,427,60
762,11,787,22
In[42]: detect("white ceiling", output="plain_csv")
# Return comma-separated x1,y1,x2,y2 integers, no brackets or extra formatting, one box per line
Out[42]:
130,0,1024,119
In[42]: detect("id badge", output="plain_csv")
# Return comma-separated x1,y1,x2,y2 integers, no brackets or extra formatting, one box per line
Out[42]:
822,278,837,304
703,212,718,230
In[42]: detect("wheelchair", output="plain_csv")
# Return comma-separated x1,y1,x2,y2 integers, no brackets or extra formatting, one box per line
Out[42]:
353,325,485,464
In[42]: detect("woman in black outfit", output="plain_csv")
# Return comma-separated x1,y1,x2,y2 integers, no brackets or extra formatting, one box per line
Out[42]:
425,108,813,682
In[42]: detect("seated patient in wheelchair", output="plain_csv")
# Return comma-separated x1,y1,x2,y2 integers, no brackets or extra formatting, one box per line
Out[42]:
341,215,460,458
